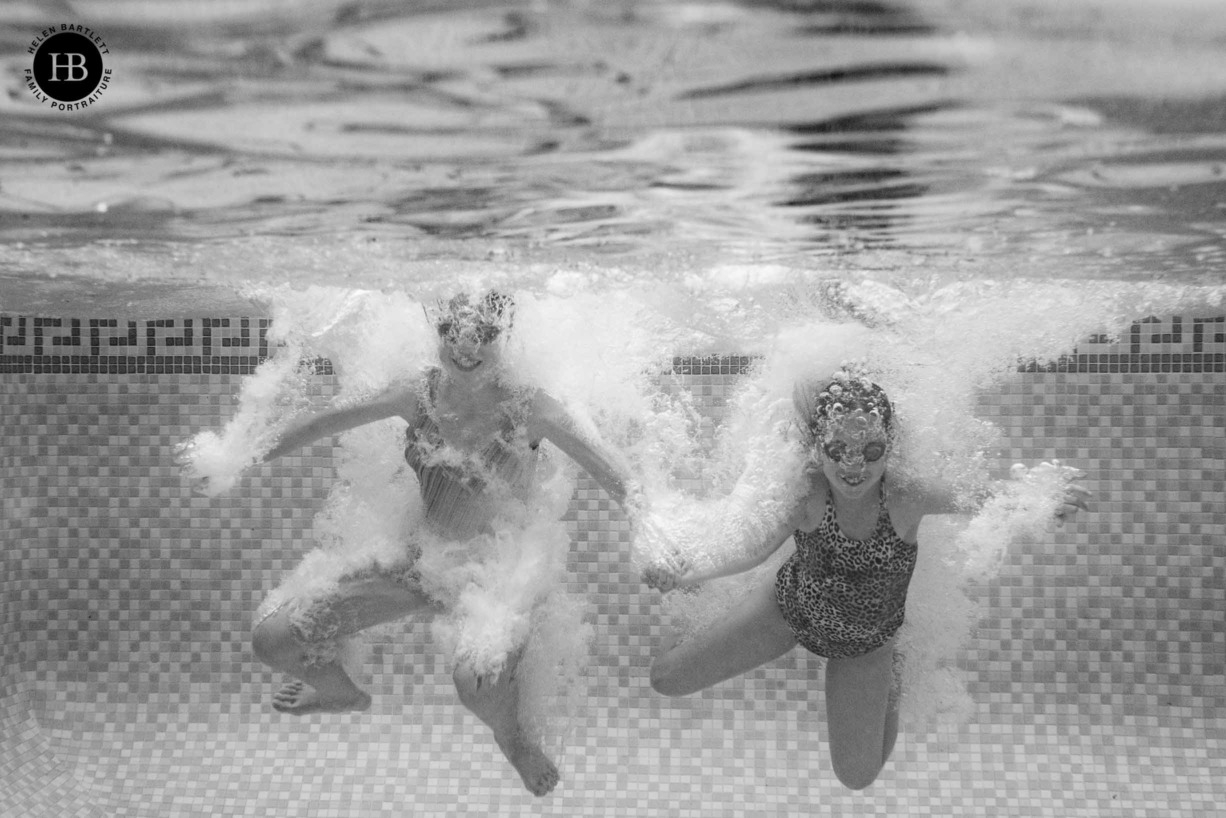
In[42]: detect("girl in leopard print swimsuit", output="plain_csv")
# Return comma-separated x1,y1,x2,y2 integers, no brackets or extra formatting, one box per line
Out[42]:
774,482,917,661
645,368,1090,791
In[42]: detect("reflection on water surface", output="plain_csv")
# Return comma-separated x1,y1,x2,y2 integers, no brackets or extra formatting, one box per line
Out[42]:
1,0,1225,316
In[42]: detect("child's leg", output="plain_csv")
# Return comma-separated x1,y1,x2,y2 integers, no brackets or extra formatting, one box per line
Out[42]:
824,639,898,790
252,574,434,714
453,645,559,797
650,569,798,697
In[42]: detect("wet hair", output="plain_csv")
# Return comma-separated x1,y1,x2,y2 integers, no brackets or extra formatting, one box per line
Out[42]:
435,290,515,345
794,366,894,444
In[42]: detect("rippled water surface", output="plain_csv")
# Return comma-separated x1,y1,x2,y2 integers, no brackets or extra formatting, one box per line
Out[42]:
1,0,1225,318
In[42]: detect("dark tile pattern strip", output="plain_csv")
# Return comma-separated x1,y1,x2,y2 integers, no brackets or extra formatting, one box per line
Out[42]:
1,315,1223,375
0,316,330,375
1,317,271,357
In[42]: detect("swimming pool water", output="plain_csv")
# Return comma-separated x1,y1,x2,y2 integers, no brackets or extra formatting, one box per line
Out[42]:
1,1,1224,816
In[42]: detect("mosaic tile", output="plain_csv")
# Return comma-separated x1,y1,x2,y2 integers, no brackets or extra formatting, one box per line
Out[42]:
1,313,1223,817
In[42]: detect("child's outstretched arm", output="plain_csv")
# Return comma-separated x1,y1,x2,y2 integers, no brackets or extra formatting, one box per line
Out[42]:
180,384,415,496
641,441,815,592
906,459,1091,520
640,498,803,591
888,459,1093,549
529,390,642,511
263,388,410,462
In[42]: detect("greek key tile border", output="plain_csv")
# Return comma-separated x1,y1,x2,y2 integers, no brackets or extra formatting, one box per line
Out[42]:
1,314,1223,375
0,316,333,375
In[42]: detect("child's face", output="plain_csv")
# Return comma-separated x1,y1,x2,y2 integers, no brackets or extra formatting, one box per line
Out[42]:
436,317,504,380
812,410,890,498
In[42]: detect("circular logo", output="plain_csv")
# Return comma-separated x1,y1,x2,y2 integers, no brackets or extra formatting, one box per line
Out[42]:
32,32,103,101
24,25,112,110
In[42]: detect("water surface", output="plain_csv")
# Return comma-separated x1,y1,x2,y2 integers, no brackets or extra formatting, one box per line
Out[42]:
1,0,1224,322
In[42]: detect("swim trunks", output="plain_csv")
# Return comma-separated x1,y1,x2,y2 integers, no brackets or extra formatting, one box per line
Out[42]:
775,486,917,659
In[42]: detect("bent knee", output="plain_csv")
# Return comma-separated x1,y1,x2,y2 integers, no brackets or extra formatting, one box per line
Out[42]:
252,613,298,668
832,759,883,791
649,658,694,698
453,662,522,715
452,663,489,708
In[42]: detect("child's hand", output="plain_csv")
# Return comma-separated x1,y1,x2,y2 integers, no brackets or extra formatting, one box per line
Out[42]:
174,440,213,496
632,510,693,592
1018,460,1091,526
1054,471,1091,527
642,550,691,593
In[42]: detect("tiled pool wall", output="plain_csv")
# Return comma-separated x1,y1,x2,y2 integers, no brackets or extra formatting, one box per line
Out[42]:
1,313,1223,818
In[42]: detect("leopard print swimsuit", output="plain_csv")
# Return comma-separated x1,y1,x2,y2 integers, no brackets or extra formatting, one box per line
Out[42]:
775,486,917,659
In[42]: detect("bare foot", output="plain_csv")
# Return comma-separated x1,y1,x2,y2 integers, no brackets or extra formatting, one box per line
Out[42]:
271,679,372,715
498,735,559,796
